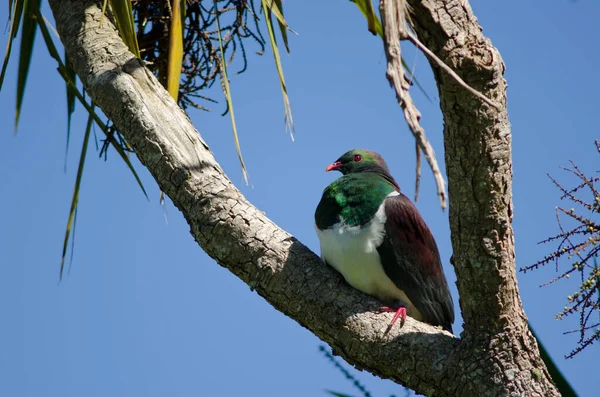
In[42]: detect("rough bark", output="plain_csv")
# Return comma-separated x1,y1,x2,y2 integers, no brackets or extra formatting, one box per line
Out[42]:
48,0,559,395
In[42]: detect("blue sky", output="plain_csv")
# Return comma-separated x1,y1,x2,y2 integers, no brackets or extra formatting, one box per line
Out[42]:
0,1,598,396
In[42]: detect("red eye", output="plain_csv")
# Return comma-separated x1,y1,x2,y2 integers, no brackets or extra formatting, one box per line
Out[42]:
354,154,362,162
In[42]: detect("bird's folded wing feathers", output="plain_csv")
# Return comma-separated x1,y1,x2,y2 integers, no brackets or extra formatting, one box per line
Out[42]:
377,193,455,332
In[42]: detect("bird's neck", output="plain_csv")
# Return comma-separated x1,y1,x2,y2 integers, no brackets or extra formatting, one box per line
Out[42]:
329,173,398,227
368,168,400,192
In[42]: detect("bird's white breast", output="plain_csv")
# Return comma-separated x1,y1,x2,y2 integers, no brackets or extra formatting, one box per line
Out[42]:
315,192,420,318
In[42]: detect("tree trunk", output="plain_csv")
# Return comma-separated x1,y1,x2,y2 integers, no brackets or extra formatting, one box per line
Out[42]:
48,0,559,395
407,1,557,395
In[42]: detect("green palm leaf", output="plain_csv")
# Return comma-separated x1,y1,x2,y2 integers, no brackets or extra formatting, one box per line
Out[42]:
37,12,147,199
60,109,93,280
0,0,25,91
264,0,295,53
166,0,184,100
215,1,248,184
261,0,295,139
36,12,148,277
15,0,41,132
65,51,76,166
350,0,381,36
106,0,140,57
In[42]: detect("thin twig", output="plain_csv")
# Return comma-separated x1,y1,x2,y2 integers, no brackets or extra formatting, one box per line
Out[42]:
380,0,446,209
405,31,502,111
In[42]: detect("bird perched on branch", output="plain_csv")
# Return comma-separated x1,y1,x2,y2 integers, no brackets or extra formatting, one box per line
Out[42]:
314,149,454,333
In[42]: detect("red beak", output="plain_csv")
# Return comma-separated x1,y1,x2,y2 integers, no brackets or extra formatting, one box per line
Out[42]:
326,161,342,172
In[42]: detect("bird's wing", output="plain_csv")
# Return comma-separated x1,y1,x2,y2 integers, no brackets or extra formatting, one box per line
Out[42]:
314,186,342,230
377,193,455,332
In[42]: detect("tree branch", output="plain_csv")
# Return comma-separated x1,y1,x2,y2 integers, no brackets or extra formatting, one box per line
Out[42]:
404,30,501,111
49,0,458,394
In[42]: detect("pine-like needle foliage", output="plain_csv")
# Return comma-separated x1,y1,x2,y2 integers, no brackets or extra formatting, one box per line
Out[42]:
522,141,600,358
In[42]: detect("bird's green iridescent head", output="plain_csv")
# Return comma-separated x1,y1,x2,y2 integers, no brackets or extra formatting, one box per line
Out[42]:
325,149,391,175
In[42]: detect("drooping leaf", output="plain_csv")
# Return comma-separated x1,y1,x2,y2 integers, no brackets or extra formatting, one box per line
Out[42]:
15,0,41,132
157,0,185,221
69,93,148,199
363,0,378,35
215,1,248,185
107,0,140,57
350,0,381,36
65,51,76,167
166,0,184,100
0,0,25,91
37,12,148,200
261,0,295,140
68,205,78,274
60,110,93,280
36,13,60,59
264,0,296,53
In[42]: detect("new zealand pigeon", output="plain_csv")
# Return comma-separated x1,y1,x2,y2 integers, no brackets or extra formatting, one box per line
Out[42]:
314,149,454,333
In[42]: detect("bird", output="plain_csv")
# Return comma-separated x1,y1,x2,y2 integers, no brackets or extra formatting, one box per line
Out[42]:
314,149,454,333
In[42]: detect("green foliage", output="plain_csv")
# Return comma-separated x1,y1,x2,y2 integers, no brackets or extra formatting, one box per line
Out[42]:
103,0,140,57
166,0,184,100
261,0,295,139
215,1,248,184
64,50,76,164
36,12,148,278
523,141,600,358
0,0,25,91
15,0,40,131
61,110,93,280
2,1,288,275
350,0,381,36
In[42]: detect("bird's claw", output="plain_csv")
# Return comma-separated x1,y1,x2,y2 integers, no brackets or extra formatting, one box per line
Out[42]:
380,306,407,335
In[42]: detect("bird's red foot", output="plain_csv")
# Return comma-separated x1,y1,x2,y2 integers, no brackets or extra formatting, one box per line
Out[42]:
379,306,407,334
